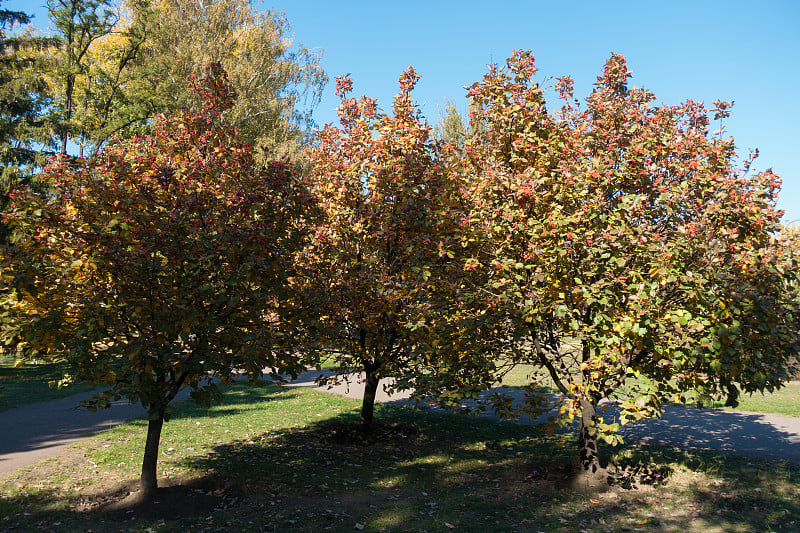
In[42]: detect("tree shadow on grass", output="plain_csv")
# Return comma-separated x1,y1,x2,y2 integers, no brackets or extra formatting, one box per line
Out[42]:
180,404,800,532
2,395,800,532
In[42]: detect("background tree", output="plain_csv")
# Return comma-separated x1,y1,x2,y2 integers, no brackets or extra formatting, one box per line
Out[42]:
131,0,326,163
418,51,800,483
304,69,457,433
433,101,466,146
65,0,160,154
46,0,121,155
25,0,325,161
433,100,484,148
0,64,314,497
0,1,58,242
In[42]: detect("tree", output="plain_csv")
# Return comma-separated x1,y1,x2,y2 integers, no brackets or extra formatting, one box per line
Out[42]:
31,0,325,161
131,0,327,163
304,68,457,433
433,101,467,146
64,0,162,155
0,1,59,242
433,100,484,148
0,64,314,497
46,0,121,155
419,50,800,482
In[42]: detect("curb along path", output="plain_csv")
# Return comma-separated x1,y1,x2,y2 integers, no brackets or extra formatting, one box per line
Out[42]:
1,371,799,478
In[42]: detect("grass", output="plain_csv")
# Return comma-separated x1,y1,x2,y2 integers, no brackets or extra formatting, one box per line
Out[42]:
0,355,94,412
2,381,799,532
704,382,800,417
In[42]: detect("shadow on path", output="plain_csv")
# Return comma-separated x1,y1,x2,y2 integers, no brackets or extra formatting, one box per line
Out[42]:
288,370,800,465
2,369,799,479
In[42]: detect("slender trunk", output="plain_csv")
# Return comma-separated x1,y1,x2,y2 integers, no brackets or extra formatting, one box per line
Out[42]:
360,367,380,434
140,413,164,497
61,75,72,156
578,399,600,474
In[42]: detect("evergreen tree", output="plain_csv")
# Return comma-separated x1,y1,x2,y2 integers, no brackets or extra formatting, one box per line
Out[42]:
0,1,58,242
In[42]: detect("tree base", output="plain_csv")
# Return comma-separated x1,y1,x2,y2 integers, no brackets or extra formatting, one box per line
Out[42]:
569,466,610,493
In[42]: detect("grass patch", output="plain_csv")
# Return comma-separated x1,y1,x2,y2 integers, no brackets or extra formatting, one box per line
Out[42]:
0,355,93,412
2,381,799,532
702,382,800,417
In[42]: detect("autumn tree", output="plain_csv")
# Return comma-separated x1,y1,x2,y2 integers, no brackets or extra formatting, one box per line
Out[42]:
62,0,162,154
130,0,326,163
419,51,800,483
24,0,324,161
0,64,314,497
304,68,458,432
433,100,484,148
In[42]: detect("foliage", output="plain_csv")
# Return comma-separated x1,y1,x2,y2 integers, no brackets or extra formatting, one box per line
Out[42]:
433,99,484,148
45,0,125,156
0,1,58,242
130,0,327,163
304,68,458,431
419,50,800,475
433,101,467,145
0,64,314,494
19,0,325,163
61,0,164,154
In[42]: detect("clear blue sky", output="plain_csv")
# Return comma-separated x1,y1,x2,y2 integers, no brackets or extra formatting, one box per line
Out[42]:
7,0,800,224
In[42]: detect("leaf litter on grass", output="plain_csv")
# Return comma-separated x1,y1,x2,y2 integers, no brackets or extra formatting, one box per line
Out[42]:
1,382,799,532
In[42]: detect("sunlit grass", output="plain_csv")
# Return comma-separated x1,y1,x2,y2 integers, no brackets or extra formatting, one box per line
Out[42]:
2,381,799,532
498,363,800,417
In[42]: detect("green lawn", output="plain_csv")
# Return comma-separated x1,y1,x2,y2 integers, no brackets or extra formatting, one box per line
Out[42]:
0,355,93,412
708,382,800,417
1,381,799,532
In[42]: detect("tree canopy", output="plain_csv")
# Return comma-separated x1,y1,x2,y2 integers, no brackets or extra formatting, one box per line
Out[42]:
0,64,315,495
125,0,327,162
414,50,800,480
304,68,460,432
0,0,58,242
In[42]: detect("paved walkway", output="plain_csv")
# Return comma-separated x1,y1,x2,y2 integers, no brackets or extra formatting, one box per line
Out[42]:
2,372,799,478
286,371,800,464
0,388,193,478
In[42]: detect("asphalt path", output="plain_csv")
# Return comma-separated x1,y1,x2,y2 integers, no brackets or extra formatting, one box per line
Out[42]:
0,387,196,478
286,371,800,464
1,371,799,478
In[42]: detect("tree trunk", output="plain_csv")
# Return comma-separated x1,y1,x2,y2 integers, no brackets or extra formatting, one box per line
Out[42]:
360,368,380,434
578,399,600,475
140,413,164,497
569,398,609,491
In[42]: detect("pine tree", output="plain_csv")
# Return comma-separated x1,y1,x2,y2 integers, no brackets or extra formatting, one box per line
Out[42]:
0,1,58,242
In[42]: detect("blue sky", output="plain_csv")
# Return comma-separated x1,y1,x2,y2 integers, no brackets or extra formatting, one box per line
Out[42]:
7,0,799,224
